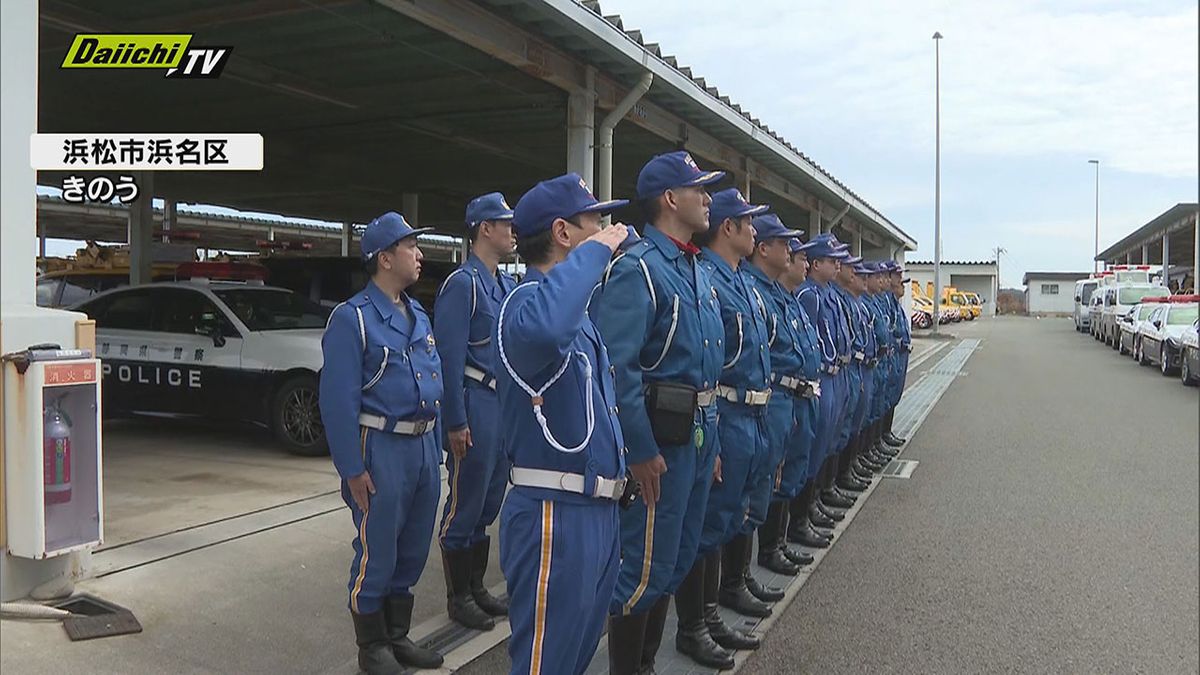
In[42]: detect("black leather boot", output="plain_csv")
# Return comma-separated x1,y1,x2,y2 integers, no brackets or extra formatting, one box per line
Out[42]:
757,502,800,575
351,610,403,675
608,611,649,675
883,411,906,446
675,558,736,669
821,489,855,509
382,595,444,669
469,538,508,616
702,550,760,651
776,507,814,566
442,547,495,631
718,535,772,617
814,499,845,522
743,535,784,602
641,594,671,674
837,472,869,492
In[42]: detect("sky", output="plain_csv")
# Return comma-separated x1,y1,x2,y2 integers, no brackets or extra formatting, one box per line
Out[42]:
593,0,1198,287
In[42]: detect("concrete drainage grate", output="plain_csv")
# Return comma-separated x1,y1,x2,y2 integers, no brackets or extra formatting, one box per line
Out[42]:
52,594,142,641
881,459,918,478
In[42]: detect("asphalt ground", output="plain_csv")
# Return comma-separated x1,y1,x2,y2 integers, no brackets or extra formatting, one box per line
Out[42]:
744,316,1200,674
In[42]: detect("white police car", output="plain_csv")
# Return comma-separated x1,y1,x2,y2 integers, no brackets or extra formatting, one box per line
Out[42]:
1179,318,1199,386
1134,297,1199,376
73,277,331,455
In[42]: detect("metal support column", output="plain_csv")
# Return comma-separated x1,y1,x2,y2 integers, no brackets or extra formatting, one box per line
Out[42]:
566,67,596,187
402,193,419,226
852,229,862,256
341,222,352,257
809,208,821,237
128,171,155,286
1162,233,1171,290
1142,244,1149,264
163,199,176,244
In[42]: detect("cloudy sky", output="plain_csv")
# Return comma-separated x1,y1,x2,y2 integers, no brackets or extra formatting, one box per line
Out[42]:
598,0,1198,286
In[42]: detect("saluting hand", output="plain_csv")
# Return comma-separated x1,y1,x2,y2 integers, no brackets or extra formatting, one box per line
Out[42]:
587,223,633,254
448,426,472,460
347,471,376,512
629,454,668,505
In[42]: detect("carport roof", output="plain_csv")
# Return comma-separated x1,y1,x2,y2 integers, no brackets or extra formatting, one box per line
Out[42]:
1020,271,1090,285
1096,203,1198,265
37,0,912,250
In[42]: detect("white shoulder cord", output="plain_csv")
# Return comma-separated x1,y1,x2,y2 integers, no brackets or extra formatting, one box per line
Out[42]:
496,281,595,454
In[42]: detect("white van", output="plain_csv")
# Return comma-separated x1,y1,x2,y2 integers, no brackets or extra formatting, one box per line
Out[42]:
1099,283,1169,347
1074,278,1099,332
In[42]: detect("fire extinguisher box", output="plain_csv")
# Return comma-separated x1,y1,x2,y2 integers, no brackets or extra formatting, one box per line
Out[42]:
3,358,103,559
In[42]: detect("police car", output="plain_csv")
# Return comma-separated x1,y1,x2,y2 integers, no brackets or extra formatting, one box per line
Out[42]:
1179,318,1199,386
1116,299,1163,356
1133,296,1199,375
72,267,332,455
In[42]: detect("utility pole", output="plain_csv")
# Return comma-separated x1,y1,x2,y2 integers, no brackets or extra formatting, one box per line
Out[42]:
992,246,1007,316
932,31,943,335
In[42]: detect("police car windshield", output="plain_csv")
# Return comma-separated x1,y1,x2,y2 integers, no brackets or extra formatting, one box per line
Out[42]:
214,289,330,331
1136,305,1159,320
1167,305,1198,326
1118,287,1166,305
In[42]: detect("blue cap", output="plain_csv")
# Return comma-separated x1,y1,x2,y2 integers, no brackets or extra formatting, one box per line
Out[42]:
751,213,805,244
789,238,819,255
708,188,768,227
513,173,629,238
636,151,726,200
853,260,876,275
361,211,432,259
803,233,850,260
843,254,864,267
465,192,514,228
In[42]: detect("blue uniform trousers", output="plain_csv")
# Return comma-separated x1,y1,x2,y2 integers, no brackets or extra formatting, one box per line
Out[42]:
501,490,619,675
700,406,765,554
892,352,910,407
439,383,510,551
344,428,441,615
853,364,875,434
741,394,792,535
870,359,887,424
777,395,817,499
611,406,718,616
838,365,863,449
810,372,841,480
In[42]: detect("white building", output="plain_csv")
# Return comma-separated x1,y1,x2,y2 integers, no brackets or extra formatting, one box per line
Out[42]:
1022,272,1091,316
905,261,999,318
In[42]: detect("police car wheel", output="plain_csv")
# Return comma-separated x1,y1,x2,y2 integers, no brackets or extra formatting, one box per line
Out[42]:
1160,347,1174,376
1181,352,1195,385
272,375,328,456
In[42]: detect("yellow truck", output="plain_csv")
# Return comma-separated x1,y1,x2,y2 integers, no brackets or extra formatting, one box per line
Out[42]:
942,287,975,321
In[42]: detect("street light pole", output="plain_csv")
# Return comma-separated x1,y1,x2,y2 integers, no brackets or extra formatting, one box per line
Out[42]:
932,31,943,335
1089,159,1099,273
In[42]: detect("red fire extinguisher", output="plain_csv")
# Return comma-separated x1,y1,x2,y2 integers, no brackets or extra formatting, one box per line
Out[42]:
43,397,72,505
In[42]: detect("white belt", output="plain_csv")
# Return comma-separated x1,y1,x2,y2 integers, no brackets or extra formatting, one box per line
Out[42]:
696,388,718,407
822,364,840,375
510,467,626,501
838,355,852,365
771,374,822,399
715,385,771,406
853,351,865,362
359,413,436,436
774,374,802,390
464,365,496,391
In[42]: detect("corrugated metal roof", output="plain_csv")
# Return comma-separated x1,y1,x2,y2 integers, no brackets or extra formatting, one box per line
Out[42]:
488,0,913,248
1096,203,1198,261
1021,271,1091,285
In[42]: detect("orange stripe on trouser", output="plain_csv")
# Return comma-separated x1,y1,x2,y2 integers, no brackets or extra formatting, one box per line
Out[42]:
530,501,554,674
622,502,656,615
350,427,371,613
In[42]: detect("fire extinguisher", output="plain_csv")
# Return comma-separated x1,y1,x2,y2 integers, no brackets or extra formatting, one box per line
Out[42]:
43,396,72,505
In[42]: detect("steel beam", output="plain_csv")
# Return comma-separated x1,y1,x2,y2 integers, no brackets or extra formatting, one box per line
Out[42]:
129,172,155,286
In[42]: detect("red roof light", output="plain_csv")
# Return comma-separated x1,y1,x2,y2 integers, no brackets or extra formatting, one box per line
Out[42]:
176,262,268,281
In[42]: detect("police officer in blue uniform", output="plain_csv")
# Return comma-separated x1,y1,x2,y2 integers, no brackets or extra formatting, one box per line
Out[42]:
319,212,445,674
875,262,910,452
591,151,726,675
733,214,807,592
862,262,896,465
495,173,630,675
796,235,855,533
673,188,770,668
775,239,836,550
434,192,517,630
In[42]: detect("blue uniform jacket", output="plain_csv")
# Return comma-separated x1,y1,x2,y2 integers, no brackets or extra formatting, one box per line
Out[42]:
319,281,444,480
433,253,516,432
744,264,809,381
833,285,867,358
699,249,770,397
892,293,912,347
591,225,725,465
797,280,840,369
494,241,625,503
868,293,893,355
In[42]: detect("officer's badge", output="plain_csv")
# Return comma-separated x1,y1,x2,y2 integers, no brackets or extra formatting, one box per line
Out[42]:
501,198,511,210
427,334,436,347
683,154,699,170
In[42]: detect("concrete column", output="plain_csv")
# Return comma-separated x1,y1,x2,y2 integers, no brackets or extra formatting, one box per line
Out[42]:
128,172,155,286
1162,233,1171,290
1142,244,1149,264
809,208,821,238
566,70,596,186
341,222,352,257
163,199,176,244
1126,251,1133,264
267,225,276,242
852,228,863,256
402,193,419,227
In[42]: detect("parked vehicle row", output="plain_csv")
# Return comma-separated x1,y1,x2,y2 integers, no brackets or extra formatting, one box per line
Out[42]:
1086,292,1199,387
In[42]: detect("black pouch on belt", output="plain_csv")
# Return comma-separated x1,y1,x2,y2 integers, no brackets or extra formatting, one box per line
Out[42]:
644,381,698,447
